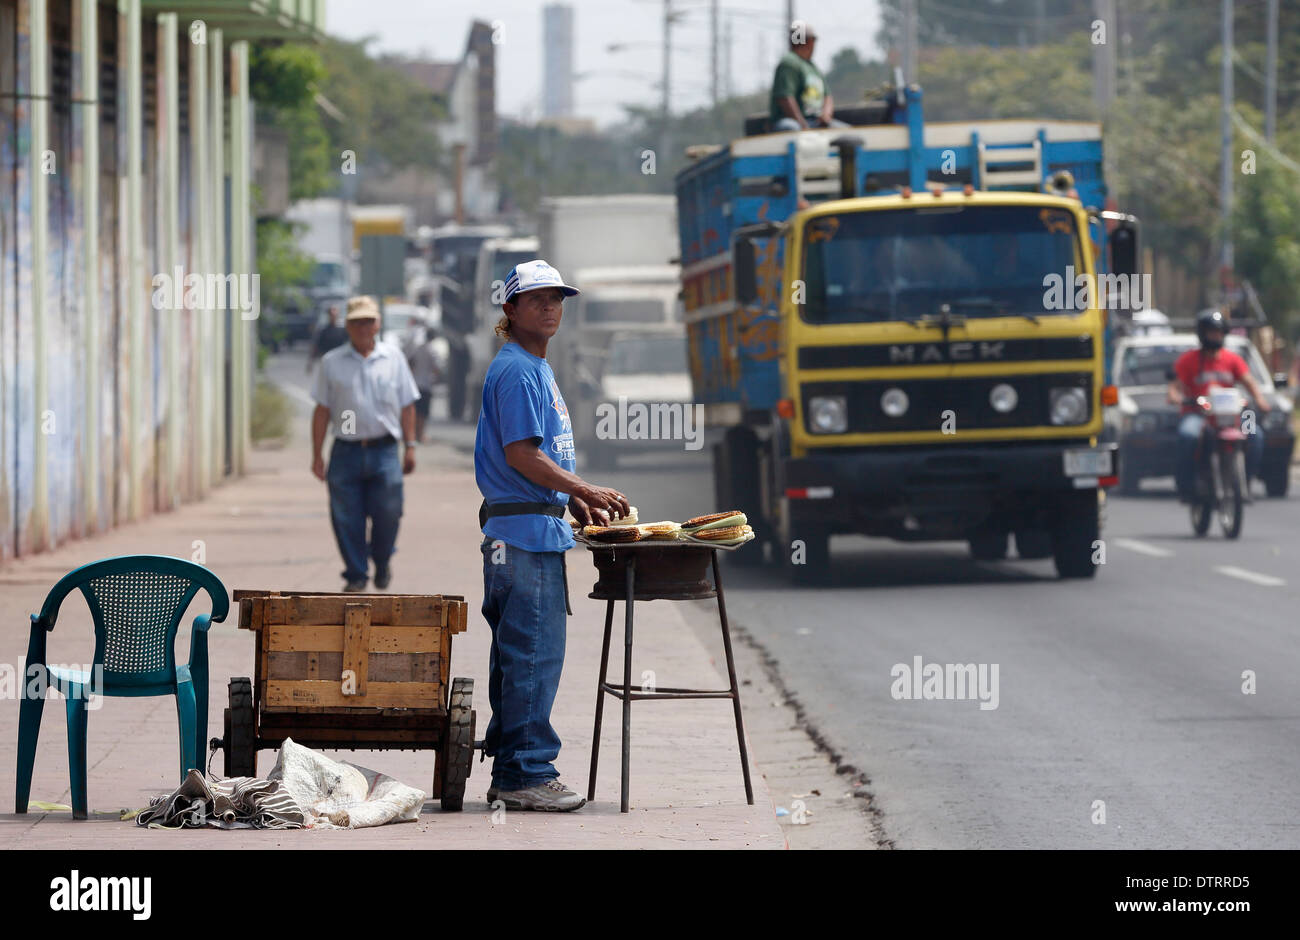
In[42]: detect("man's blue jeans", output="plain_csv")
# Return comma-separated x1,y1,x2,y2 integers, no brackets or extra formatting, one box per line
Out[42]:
327,439,404,583
1175,413,1264,499
480,537,568,792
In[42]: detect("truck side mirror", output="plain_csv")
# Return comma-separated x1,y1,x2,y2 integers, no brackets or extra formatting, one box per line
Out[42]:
734,238,759,306
1110,218,1140,278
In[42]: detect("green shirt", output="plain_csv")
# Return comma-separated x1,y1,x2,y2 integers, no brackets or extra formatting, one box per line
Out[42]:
769,50,827,124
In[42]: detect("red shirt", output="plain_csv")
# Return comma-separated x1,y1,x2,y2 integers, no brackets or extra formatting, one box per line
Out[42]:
1174,348,1248,412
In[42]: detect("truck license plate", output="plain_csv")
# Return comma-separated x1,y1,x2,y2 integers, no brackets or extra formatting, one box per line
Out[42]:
1064,449,1112,476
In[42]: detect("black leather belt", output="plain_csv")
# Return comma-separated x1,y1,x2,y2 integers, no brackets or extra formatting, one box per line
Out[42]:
478,500,565,528
336,435,396,448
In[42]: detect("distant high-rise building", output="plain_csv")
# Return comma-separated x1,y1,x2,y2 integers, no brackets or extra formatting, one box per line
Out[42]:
542,3,574,118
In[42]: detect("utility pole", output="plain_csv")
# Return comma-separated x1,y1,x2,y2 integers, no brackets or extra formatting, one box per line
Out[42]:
902,0,918,85
723,14,732,100
1092,0,1117,111
1220,0,1234,304
711,0,719,109
787,0,795,31
662,0,672,166
1265,0,1277,141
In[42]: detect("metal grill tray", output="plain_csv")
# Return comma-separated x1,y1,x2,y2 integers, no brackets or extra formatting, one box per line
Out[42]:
573,532,754,552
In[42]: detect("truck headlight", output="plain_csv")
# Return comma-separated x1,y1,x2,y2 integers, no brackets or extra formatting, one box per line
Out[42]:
989,383,1018,414
881,388,909,418
808,395,848,434
1049,387,1089,425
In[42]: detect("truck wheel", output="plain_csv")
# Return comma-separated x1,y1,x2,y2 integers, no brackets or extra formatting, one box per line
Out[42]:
1265,463,1290,498
1014,530,1053,560
717,430,766,568
447,359,467,422
1051,490,1100,579
969,529,1008,561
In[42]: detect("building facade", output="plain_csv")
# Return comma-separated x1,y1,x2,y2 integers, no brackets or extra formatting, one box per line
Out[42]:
0,0,324,562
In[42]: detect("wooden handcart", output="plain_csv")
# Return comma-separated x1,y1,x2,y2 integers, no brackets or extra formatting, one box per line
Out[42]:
212,590,476,811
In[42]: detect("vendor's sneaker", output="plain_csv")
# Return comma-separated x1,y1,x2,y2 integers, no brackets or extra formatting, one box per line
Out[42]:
495,779,585,812
374,565,392,590
343,579,367,593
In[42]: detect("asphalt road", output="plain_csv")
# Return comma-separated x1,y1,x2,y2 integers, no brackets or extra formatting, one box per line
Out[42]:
284,348,1298,849
591,442,1300,849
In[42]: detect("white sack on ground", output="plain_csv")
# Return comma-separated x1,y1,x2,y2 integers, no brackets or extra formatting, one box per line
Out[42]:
267,738,426,829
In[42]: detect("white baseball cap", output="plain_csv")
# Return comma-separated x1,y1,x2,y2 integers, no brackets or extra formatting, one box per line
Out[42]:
503,259,580,303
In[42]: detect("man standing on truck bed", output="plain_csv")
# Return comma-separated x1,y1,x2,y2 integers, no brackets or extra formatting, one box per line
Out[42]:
770,22,846,131
475,259,631,812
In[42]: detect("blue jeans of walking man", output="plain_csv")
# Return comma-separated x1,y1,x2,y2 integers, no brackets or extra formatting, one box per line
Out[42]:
1175,413,1264,500
480,537,567,791
327,440,404,583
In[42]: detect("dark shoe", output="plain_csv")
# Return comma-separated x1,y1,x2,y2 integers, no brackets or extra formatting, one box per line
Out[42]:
343,579,367,593
374,565,391,590
495,779,585,812
487,786,498,803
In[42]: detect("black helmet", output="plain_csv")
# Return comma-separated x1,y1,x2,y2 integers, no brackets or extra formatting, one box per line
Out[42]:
1196,309,1228,350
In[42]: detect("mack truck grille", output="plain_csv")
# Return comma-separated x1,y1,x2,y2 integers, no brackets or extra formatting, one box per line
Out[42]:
801,373,1093,434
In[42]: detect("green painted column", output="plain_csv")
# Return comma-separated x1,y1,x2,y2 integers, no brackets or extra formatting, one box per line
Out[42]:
160,12,179,508
81,0,100,530
30,0,49,550
189,21,209,495
126,0,144,520
210,27,225,481
230,39,250,475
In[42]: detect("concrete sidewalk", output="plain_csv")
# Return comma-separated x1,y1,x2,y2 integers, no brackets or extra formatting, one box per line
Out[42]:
0,375,784,849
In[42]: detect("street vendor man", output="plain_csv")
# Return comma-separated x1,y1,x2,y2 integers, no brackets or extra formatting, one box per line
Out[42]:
475,259,631,812
311,295,421,593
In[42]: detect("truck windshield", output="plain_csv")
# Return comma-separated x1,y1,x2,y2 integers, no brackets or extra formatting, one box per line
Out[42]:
607,335,687,375
583,299,668,325
492,250,538,285
801,205,1081,324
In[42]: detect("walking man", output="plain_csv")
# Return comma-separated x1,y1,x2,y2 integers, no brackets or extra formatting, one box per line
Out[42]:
476,260,630,812
311,296,421,592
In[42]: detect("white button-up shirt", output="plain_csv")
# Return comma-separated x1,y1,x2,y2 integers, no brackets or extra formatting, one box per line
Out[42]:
310,340,420,441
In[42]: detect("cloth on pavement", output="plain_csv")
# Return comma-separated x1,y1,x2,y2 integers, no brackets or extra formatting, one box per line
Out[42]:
135,770,305,830
134,739,426,830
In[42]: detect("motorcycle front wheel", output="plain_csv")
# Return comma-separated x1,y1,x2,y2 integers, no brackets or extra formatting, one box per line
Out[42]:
1219,448,1245,539
1190,457,1213,536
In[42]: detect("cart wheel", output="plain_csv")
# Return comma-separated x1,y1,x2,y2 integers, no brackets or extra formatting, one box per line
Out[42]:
224,677,257,778
440,677,474,811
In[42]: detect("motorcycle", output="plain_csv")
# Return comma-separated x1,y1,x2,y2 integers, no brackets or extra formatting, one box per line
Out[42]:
1188,386,1248,539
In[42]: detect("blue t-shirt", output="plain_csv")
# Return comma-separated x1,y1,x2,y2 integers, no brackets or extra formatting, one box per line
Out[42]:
475,342,577,553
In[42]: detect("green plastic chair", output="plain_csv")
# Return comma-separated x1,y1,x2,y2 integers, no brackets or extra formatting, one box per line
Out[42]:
15,555,230,819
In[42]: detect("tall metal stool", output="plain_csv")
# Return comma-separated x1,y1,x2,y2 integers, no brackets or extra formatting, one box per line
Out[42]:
582,540,755,813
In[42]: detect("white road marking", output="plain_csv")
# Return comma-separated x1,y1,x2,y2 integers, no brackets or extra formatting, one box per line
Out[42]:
1113,538,1174,558
1214,565,1286,587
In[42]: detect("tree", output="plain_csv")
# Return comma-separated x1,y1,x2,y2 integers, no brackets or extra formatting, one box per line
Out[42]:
251,44,331,202
1235,142,1300,333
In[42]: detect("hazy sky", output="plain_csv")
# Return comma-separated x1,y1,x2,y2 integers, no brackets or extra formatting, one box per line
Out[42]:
327,0,885,127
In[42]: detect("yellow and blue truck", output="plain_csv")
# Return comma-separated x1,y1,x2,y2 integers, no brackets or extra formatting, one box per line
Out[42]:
674,87,1139,583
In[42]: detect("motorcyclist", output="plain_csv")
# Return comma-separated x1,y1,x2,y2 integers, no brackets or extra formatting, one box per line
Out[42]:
1166,309,1269,502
